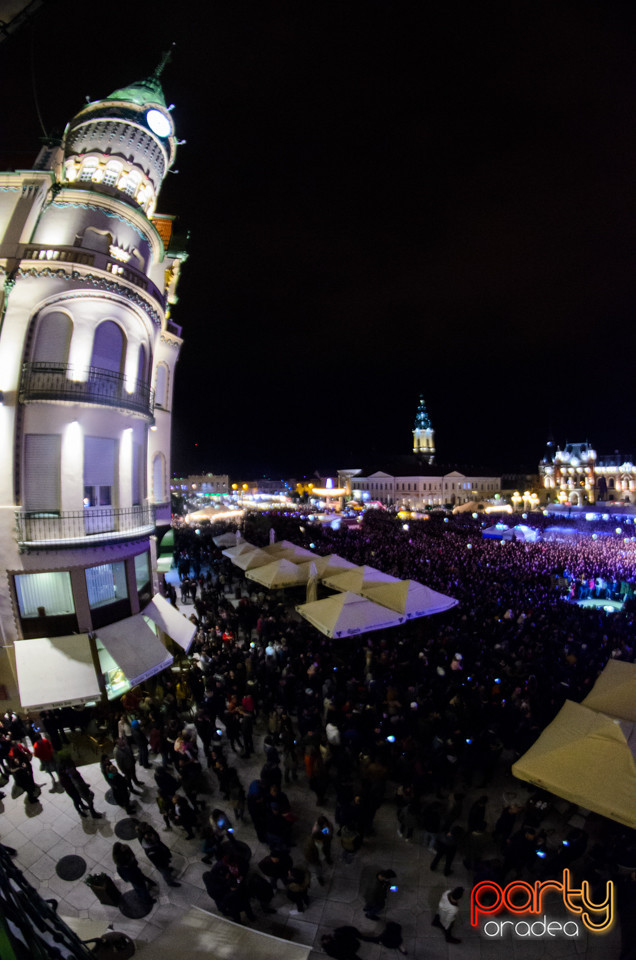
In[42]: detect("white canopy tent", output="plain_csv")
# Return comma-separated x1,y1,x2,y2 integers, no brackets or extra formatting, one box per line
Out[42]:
96,615,173,692
213,531,241,547
322,564,400,593
15,634,101,710
232,547,281,571
222,541,256,559
296,590,404,638
316,553,358,579
362,579,458,618
246,558,307,589
143,594,197,653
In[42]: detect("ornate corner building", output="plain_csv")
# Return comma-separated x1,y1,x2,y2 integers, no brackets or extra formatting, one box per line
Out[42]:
539,441,636,504
0,62,188,705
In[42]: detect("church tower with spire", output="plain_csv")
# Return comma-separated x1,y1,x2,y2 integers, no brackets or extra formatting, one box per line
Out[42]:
412,395,435,463
0,57,190,707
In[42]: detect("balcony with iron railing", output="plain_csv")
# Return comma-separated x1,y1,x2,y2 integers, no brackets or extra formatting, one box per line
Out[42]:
16,503,156,550
20,361,154,418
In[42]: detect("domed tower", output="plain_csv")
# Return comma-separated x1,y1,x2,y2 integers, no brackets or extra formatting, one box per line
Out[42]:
412,395,435,464
0,58,190,707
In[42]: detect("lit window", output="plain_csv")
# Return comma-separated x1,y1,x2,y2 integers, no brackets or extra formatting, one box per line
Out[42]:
86,561,128,609
15,571,75,618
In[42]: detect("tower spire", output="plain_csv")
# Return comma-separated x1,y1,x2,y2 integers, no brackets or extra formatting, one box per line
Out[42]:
413,394,435,463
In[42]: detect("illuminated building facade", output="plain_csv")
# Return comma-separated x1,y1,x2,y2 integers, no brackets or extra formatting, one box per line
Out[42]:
0,62,186,704
539,441,636,504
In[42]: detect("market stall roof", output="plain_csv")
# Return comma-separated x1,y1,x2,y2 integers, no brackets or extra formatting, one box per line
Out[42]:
142,594,197,653
362,579,458,618
135,906,311,960
96,615,173,687
296,590,404,638
246,558,307,589
582,659,636,722
512,699,636,830
213,531,241,547
316,553,358,579
322,564,400,593
261,540,316,562
14,634,100,710
222,541,256,559
156,556,173,573
232,546,280,571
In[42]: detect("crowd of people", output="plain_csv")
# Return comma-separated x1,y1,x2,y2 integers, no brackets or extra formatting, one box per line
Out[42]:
1,508,635,956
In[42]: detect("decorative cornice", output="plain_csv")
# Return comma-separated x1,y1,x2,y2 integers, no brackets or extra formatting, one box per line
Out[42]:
160,332,181,348
15,266,163,327
51,200,148,243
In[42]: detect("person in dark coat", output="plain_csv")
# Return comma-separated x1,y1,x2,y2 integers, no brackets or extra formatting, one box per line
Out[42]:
114,737,143,793
258,849,293,892
112,842,156,906
58,760,102,818
102,759,136,815
173,793,198,839
363,868,397,921
7,743,39,804
246,870,276,914
430,827,461,876
136,822,181,887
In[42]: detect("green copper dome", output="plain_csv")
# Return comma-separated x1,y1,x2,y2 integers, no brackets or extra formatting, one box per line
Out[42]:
106,75,166,108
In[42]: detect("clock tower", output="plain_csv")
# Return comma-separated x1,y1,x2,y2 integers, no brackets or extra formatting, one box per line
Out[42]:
412,394,435,464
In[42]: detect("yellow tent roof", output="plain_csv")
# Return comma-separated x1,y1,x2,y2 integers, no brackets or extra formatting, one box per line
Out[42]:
512,700,636,829
245,558,307,589
582,659,636,722
296,590,404,638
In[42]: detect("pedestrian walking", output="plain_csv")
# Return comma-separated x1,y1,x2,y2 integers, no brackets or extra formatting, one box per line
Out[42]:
136,823,181,887
285,864,311,914
32,734,58,791
432,886,464,944
362,868,397,921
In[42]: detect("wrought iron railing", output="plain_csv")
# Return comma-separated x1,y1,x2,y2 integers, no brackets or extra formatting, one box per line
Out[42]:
16,504,156,548
20,361,154,417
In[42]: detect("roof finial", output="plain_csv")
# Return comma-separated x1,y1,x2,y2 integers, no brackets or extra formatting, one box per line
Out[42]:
153,44,175,80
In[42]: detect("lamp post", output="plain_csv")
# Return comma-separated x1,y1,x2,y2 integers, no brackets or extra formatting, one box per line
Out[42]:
511,491,522,511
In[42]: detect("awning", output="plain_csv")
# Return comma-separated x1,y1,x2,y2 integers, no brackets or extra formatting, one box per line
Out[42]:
14,634,101,710
156,555,173,573
135,906,311,960
142,594,197,653
296,590,404,638
96,614,173,695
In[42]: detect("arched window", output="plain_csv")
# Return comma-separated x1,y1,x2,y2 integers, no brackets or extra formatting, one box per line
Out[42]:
154,363,169,409
136,344,147,387
152,453,166,502
90,320,125,374
102,160,122,187
79,157,99,182
120,169,141,198
32,311,72,367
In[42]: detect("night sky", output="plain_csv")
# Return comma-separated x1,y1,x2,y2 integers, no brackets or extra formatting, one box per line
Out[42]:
2,2,636,478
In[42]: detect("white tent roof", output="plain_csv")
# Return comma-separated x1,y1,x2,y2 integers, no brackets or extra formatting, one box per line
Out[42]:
296,590,404,638
96,615,173,687
213,531,241,547
362,579,458,618
316,553,358,579
261,540,316,563
232,547,280,571
222,541,256,559
142,594,197,652
322,564,400,593
135,906,311,960
245,558,307,589
512,699,636,829
261,539,299,556
15,634,101,710
501,524,539,542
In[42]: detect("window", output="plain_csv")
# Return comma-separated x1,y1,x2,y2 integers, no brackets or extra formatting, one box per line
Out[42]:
15,571,74,618
79,158,99,181
134,551,151,604
102,160,122,187
90,320,125,374
32,311,72,366
152,453,166,502
86,561,128,609
24,434,61,512
84,437,116,508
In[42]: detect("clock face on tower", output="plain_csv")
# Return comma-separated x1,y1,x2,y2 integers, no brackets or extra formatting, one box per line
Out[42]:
146,108,172,138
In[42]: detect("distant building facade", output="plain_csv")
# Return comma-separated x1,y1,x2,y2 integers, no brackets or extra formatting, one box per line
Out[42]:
172,473,230,496
338,396,501,509
540,440,636,504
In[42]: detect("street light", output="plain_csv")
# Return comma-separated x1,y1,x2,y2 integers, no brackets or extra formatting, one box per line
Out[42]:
511,491,522,511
